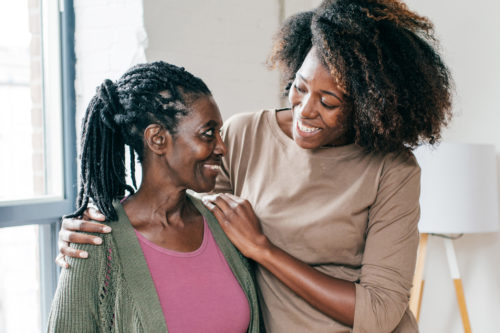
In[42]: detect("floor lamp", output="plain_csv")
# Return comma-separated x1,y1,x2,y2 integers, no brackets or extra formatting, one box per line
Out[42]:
410,143,499,332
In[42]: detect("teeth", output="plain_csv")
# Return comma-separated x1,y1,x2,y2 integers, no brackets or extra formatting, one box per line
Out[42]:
298,121,321,133
205,165,220,171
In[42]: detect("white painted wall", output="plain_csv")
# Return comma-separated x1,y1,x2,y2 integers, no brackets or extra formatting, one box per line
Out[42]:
143,0,282,120
74,0,147,124
404,1,500,332
73,0,148,188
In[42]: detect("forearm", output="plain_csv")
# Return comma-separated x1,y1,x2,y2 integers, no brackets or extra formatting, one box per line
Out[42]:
254,240,356,326
205,193,356,325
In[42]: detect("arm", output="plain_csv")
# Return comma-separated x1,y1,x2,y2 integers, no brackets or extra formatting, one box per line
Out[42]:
204,193,356,326
204,153,420,331
48,240,104,332
352,155,420,332
56,207,111,267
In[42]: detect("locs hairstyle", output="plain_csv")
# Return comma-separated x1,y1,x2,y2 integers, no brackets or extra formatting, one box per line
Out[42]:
67,61,211,220
268,0,453,153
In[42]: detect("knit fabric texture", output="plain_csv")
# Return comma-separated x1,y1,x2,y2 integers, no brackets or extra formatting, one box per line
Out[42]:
47,193,262,332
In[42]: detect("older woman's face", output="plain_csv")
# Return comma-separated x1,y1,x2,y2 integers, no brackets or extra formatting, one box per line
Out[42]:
165,95,226,192
288,48,351,149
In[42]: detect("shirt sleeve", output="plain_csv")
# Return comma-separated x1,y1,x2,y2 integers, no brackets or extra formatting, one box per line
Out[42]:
353,152,421,333
47,239,104,332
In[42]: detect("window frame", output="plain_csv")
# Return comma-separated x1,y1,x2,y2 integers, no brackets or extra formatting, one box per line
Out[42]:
0,0,76,330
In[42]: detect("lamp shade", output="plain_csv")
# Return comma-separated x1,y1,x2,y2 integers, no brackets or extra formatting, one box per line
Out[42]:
414,142,499,234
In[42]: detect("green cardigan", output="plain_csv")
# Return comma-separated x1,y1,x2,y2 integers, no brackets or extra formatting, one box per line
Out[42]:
47,193,262,332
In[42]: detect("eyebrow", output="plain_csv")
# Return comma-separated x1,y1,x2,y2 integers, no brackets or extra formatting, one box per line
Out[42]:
297,73,343,102
202,120,221,128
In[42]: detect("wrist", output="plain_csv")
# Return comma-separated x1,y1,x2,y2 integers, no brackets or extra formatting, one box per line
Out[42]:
247,234,273,262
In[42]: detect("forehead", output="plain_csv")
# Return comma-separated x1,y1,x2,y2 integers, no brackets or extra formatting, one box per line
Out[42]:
179,95,222,129
298,50,334,82
297,48,345,95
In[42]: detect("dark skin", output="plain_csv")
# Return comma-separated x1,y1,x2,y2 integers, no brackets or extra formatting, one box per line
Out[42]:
204,48,356,326
57,49,357,326
127,96,226,251
57,95,226,257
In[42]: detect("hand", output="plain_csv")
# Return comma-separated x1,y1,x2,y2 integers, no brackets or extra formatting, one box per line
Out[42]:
56,207,111,268
202,193,270,259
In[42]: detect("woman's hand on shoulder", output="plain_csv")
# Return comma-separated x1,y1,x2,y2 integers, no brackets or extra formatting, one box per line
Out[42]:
202,193,271,260
56,207,111,268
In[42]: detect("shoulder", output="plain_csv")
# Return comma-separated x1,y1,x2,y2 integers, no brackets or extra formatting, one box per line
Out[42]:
223,109,273,134
370,150,421,211
66,233,112,271
380,150,421,180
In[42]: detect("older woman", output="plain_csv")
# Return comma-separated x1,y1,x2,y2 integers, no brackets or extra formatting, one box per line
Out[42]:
58,1,452,332
48,62,261,332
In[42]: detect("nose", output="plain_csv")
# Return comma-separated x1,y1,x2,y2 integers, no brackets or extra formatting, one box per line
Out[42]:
295,93,318,119
214,131,227,156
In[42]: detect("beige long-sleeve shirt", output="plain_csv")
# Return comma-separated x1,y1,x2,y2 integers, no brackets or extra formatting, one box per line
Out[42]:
215,109,420,333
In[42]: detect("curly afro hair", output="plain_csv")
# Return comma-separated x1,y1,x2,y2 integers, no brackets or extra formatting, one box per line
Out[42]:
268,0,453,153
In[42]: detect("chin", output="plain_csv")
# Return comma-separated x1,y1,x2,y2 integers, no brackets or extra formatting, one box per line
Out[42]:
293,134,323,150
190,179,216,193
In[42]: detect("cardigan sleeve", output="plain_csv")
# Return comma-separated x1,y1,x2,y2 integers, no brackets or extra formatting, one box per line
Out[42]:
47,237,105,332
353,152,420,333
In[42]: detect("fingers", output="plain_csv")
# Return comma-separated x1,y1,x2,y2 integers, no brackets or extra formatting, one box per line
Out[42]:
59,241,89,259
59,227,103,245
225,193,246,205
84,206,106,222
214,194,236,211
55,253,69,269
202,195,229,225
62,218,111,233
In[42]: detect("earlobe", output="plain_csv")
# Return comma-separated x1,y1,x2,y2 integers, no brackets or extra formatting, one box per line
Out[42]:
144,124,170,155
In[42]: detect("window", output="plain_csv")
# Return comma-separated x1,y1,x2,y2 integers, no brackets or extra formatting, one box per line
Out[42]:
0,0,75,332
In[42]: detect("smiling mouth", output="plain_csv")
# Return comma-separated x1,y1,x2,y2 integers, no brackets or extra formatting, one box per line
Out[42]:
203,164,221,172
296,120,322,135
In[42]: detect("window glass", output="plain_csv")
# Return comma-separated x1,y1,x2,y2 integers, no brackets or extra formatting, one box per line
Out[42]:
0,0,62,203
0,225,41,333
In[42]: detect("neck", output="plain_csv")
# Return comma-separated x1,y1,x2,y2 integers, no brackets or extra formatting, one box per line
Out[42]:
122,165,195,229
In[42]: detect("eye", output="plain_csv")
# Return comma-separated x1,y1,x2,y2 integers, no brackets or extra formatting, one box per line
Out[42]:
202,128,215,139
294,83,306,94
321,99,340,110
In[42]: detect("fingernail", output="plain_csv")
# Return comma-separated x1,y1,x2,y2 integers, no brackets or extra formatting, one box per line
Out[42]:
103,226,112,233
204,194,217,201
204,201,215,209
93,238,102,245
80,251,88,258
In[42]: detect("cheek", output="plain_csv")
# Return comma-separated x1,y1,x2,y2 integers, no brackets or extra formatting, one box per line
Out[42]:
191,143,213,161
322,109,346,129
288,88,300,106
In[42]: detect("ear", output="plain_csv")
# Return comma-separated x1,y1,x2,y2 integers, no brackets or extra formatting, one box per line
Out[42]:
143,124,171,155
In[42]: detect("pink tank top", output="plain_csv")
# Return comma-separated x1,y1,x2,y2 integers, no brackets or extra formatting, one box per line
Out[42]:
135,218,250,333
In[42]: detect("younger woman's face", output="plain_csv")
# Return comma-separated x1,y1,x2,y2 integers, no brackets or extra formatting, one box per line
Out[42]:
288,47,351,149
165,95,226,193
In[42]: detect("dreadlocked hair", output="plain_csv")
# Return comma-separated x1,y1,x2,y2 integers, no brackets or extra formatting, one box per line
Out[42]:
67,61,211,220
268,0,453,153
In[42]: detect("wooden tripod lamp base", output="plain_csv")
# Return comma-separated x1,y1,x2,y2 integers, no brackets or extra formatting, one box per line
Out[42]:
409,233,472,333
